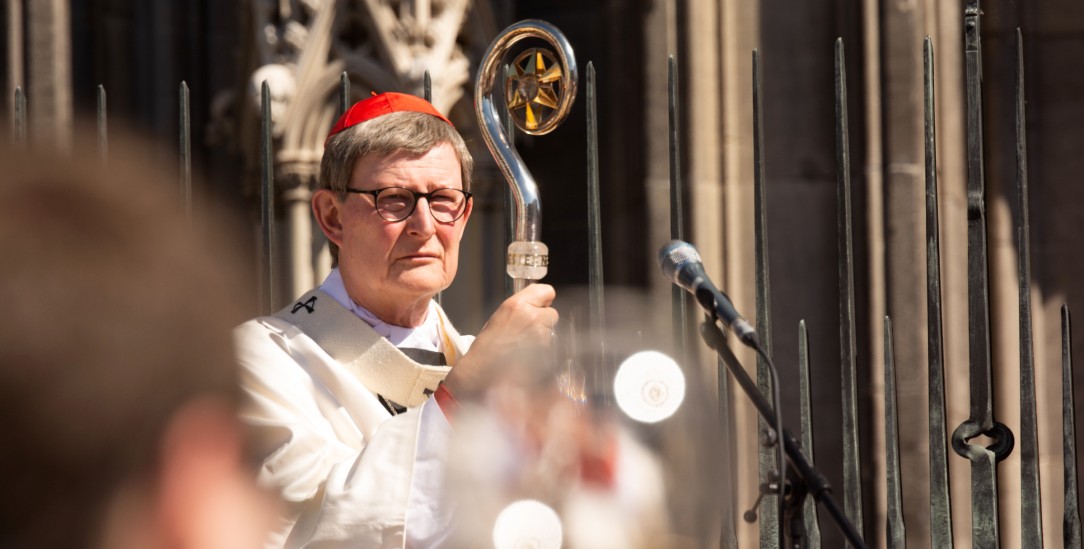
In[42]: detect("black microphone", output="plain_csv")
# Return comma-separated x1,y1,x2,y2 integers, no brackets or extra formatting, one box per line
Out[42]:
657,240,758,346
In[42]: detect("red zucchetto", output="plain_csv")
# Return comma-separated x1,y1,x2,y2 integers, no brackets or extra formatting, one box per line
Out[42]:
325,92,453,145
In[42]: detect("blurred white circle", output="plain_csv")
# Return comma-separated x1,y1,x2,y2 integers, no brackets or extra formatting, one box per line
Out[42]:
614,350,686,423
492,499,563,549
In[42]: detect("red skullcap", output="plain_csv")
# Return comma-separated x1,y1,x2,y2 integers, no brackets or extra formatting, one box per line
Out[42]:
325,92,453,145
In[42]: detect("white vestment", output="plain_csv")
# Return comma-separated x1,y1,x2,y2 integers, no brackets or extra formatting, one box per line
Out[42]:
236,287,473,548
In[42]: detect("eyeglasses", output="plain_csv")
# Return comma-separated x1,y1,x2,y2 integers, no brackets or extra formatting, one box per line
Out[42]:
344,186,472,223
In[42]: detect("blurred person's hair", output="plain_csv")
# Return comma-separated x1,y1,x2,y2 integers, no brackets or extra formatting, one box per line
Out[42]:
318,111,474,265
0,133,252,548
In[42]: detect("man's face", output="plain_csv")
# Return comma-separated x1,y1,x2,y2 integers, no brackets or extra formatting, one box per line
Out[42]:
318,143,471,324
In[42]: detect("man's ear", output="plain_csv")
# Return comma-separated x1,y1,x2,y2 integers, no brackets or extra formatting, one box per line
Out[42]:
312,189,344,249
459,194,474,227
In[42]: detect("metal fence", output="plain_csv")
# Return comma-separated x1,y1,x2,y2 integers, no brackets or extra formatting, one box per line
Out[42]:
705,2,1081,548
661,1,1079,547
6,1,1079,547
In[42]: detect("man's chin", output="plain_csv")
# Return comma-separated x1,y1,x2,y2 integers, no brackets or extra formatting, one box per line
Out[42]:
390,271,448,299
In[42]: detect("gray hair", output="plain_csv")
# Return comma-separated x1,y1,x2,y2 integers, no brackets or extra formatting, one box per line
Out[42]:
318,111,474,264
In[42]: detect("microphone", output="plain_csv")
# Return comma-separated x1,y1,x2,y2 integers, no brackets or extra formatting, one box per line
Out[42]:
657,240,758,346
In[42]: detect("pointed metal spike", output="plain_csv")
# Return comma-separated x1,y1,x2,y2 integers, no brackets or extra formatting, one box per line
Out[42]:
179,81,192,222
667,55,688,369
1015,27,1044,549
424,70,432,103
834,37,864,541
751,48,780,547
97,85,108,164
260,80,276,314
798,320,822,548
339,71,350,117
923,35,954,549
1063,305,1081,549
13,87,27,146
585,61,606,402
885,317,907,548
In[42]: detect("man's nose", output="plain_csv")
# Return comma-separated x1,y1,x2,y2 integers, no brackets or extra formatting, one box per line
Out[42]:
406,197,437,235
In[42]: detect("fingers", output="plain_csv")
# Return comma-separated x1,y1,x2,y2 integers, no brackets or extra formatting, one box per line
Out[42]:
512,284,558,333
515,283,556,308
448,285,559,401
495,284,556,326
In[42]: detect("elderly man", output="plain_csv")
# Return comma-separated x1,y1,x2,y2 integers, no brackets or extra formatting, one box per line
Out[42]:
236,92,558,547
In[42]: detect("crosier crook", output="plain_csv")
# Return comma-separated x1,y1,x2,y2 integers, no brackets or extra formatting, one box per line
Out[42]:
474,20,578,292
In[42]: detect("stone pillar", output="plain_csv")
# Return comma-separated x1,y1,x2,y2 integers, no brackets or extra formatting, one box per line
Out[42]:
278,166,316,301
720,1,759,546
642,1,698,542
6,0,24,111
930,2,971,546
642,0,676,340
26,0,70,149
687,0,724,310
878,1,931,546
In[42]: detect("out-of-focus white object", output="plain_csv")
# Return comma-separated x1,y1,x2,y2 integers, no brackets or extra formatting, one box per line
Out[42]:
492,499,564,549
613,351,686,423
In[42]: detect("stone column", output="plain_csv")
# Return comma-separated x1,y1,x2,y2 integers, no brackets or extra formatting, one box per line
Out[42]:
930,2,970,546
720,1,759,546
642,0,677,340
26,0,71,149
878,1,931,546
6,0,24,111
278,166,316,301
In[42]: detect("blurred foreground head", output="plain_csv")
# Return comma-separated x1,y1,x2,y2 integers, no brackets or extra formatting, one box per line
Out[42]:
0,135,273,548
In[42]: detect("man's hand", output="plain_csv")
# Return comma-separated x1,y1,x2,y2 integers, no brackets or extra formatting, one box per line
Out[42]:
442,284,558,401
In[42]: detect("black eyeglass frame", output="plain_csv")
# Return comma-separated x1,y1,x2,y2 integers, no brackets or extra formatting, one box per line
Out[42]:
343,186,473,223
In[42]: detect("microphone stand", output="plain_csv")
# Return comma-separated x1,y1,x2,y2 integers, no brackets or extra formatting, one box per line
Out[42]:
699,319,866,548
